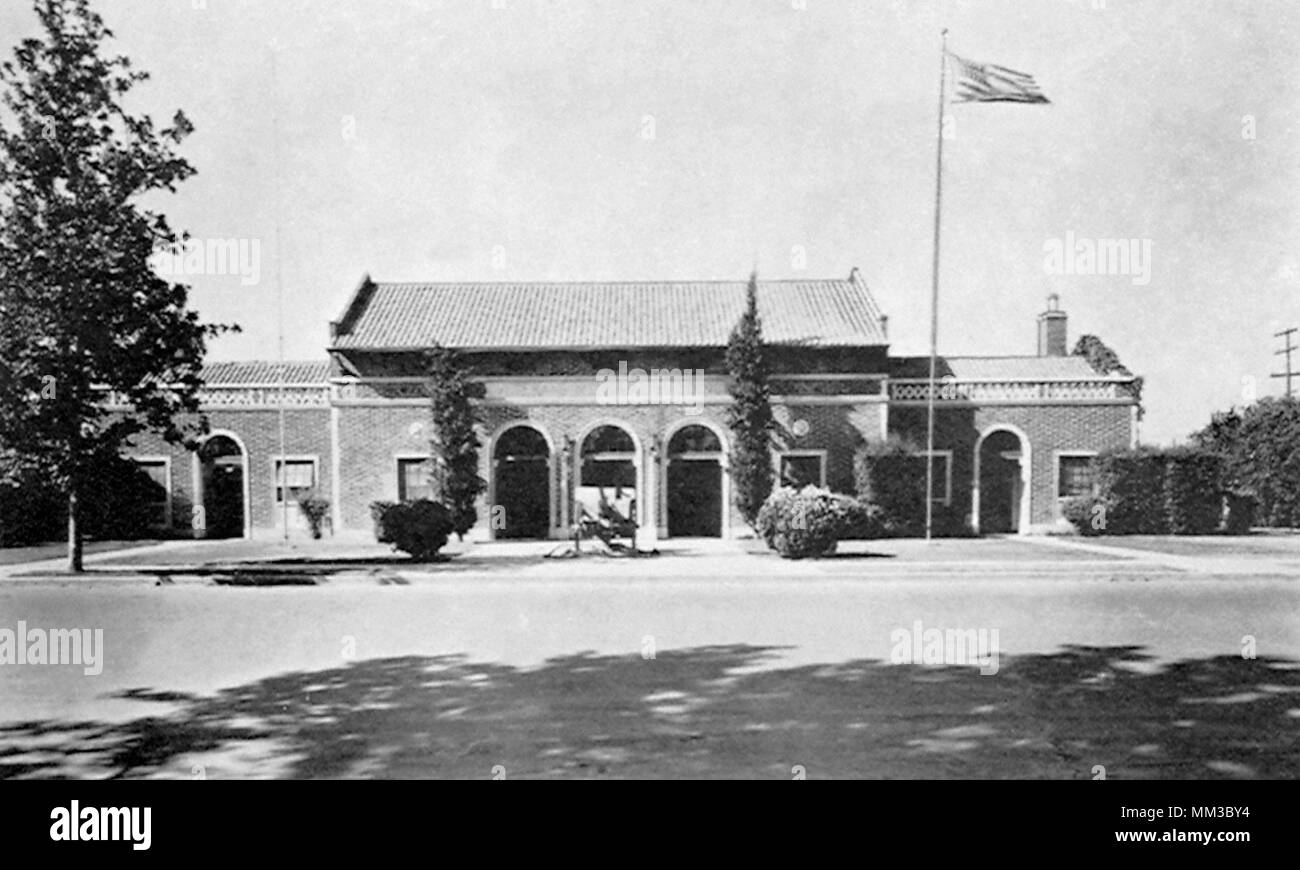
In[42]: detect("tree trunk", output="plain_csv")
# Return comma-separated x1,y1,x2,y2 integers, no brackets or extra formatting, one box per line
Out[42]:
67,489,83,573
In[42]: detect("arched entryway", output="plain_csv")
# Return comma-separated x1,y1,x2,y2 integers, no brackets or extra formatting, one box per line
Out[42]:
665,423,726,537
577,424,639,533
491,425,552,540
974,427,1030,535
197,433,248,539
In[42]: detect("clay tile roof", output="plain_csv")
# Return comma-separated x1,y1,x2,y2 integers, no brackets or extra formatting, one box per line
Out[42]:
200,360,330,386
330,275,887,350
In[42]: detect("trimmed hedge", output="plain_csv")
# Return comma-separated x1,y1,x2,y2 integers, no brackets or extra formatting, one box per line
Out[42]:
840,499,885,541
1224,492,1256,535
1062,494,1113,537
1163,447,1223,535
369,499,453,561
853,440,973,538
756,486,860,559
1063,447,1227,536
1095,449,1169,534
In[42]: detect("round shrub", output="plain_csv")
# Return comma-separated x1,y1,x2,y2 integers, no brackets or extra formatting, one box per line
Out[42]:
756,486,858,559
369,499,453,561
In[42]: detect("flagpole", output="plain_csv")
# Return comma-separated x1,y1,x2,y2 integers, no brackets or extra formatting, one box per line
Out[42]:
925,29,949,544
270,41,289,543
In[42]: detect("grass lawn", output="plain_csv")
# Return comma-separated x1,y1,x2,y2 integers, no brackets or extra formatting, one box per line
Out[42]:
88,535,398,568
780,537,1124,563
1066,533,1300,559
0,538,163,566
61,535,1133,587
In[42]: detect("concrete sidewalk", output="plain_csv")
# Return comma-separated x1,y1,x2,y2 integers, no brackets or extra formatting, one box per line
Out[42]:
0,539,202,580
1016,534,1300,577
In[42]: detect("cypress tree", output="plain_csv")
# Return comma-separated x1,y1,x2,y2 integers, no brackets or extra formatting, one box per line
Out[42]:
725,272,775,527
425,345,486,540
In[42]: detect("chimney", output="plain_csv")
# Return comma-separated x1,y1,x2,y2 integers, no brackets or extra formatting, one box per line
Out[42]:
1037,293,1068,356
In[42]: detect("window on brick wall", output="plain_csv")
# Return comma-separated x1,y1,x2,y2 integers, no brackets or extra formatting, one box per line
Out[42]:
133,458,171,528
1057,454,1097,499
274,457,318,505
921,450,952,505
397,457,435,502
778,451,826,489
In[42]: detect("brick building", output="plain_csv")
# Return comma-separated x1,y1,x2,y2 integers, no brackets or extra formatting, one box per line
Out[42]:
122,270,1139,540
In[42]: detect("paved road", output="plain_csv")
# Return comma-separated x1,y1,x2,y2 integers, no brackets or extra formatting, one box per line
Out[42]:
0,565,1295,779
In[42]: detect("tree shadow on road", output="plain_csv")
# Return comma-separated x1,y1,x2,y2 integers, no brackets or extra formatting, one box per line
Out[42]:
1,645,1296,779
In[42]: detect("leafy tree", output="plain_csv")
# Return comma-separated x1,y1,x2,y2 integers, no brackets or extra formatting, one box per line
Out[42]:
725,272,775,528
425,345,486,539
0,0,231,570
1193,397,1300,527
1073,334,1144,418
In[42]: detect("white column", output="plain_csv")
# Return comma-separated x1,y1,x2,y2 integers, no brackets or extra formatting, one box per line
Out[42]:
639,446,658,547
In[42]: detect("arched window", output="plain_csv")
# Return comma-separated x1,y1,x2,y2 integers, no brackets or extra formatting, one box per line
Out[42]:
668,425,722,456
577,425,637,527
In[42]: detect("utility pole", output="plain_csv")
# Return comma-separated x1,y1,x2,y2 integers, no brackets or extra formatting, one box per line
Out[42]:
1273,328,1298,399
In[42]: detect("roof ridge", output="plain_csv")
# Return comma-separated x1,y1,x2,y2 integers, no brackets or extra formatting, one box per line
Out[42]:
334,274,887,349
203,359,330,366
942,354,1074,360
369,278,853,287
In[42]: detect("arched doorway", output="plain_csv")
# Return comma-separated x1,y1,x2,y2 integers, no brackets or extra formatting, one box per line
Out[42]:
577,424,639,533
976,428,1027,534
198,434,247,539
492,425,551,540
666,424,725,537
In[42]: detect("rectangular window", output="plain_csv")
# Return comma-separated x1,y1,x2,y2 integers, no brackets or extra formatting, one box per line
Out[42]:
397,457,435,502
921,451,952,505
1058,454,1096,499
778,451,827,489
274,458,318,505
134,459,170,528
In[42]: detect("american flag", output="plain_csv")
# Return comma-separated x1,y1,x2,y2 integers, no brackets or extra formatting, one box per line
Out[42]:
947,51,1050,104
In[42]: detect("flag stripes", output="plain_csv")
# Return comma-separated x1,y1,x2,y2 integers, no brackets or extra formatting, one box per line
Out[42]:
947,50,1050,104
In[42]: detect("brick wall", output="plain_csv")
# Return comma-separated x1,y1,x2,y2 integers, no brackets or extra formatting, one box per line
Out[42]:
336,397,885,539
123,407,331,536
117,383,1130,540
889,403,1134,529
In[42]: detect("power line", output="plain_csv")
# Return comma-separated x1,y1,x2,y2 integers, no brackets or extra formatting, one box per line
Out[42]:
1272,327,1298,399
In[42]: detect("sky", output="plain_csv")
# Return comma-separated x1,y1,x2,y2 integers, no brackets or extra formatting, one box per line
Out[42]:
1,0,1297,445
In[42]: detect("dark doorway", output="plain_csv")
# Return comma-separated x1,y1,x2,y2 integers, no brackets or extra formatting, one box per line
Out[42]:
666,425,724,537
978,430,1024,534
493,426,550,539
199,435,246,539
